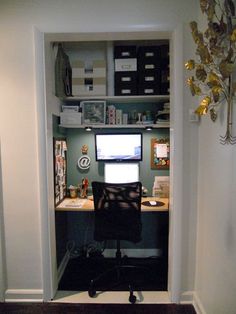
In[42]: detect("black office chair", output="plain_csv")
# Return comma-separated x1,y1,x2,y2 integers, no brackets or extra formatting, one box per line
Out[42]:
88,181,143,303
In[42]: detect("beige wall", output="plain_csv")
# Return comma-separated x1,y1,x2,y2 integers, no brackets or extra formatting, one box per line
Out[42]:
192,5,236,314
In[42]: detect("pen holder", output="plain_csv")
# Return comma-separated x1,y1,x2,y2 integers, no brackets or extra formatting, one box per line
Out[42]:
69,187,78,198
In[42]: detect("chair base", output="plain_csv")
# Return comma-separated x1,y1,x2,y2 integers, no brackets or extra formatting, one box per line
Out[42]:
88,263,146,303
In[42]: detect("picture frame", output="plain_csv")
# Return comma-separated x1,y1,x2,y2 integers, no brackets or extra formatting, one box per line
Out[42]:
151,137,170,169
81,100,106,125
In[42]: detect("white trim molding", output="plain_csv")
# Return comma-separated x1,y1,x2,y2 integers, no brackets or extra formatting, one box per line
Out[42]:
193,292,207,314
180,291,207,314
5,289,44,302
180,291,194,304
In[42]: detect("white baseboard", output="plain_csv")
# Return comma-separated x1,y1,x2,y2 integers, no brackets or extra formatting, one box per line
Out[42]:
180,291,194,304
180,290,206,314
193,292,207,314
5,289,43,302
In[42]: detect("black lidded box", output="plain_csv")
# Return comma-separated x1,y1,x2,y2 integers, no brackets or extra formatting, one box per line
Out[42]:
114,45,137,59
137,46,161,72
114,72,137,96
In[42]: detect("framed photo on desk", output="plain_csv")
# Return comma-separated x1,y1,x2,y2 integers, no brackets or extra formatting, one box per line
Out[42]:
151,137,169,169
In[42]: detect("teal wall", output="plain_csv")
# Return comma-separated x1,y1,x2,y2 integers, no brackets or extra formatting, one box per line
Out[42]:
66,128,169,195
53,116,170,253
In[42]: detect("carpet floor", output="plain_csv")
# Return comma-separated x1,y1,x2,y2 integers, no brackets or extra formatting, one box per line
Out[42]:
0,303,197,314
58,256,168,291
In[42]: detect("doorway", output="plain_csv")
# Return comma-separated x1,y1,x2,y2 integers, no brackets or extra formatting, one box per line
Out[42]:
37,29,184,302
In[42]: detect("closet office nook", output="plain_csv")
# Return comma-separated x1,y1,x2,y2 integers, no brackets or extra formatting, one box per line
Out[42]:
45,32,171,301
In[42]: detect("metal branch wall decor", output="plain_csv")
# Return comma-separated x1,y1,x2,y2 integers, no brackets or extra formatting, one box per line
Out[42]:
185,0,236,144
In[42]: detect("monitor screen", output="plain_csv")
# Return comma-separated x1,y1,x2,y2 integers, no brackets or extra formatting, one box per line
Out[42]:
95,133,142,162
104,163,139,183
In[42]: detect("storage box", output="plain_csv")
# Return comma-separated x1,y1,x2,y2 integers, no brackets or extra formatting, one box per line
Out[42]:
138,46,160,59
160,45,169,58
60,112,82,125
72,59,106,96
115,58,137,72
114,45,137,58
138,46,161,73
114,71,137,95
161,70,170,84
115,71,137,85
72,77,106,96
138,82,160,95
62,105,79,112
138,58,159,72
72,60,106,78
160,82,170,95
115,83,137,96
138,70,160,85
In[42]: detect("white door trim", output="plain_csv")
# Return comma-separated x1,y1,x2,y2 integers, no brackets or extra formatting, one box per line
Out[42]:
0,140,7,302
168,25,184,303
34,27,56,301
35,27,184,302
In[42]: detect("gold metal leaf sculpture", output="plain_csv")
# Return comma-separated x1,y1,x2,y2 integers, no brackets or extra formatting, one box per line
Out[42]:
185,59,195,70
185,0,236,144
196,65,207,81
195,96,211,115
187,77,202,96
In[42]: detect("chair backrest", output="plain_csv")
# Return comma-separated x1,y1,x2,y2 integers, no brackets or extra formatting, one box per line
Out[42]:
92,181,142,243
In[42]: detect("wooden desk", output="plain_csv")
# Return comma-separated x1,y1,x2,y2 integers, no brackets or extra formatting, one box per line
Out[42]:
56,196,169,212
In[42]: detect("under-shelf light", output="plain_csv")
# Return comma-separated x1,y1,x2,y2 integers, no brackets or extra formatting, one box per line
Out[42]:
145,126,153,131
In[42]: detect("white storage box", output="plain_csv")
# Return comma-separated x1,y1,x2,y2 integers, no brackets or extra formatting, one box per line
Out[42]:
72,60,106,78
115,58,137,72
62,105,79,112
72,77,106,96
72,59,106,96
60,112,82,125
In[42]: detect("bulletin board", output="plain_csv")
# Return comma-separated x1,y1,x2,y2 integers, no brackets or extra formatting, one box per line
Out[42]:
151,138,170,170
53,138,67,206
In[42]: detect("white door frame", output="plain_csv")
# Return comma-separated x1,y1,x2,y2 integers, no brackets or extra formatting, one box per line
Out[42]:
34,28,55,300
0,140,7,302
34,26,184,302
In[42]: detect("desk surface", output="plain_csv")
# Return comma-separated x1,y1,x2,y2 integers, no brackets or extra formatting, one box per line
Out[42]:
56,196,169,212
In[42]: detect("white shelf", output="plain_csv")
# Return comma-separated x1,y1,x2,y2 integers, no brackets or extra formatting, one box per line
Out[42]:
62,95,169,103
59,122,169,129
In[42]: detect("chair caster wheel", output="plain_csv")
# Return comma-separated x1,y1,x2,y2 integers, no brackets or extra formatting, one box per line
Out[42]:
88,288,96,298
129,294,136,304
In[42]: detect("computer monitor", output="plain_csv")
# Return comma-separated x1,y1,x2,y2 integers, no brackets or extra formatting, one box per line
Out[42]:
95,133,142,162
104,163,139,183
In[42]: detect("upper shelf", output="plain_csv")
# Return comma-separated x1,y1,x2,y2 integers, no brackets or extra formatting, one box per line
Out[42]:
59,122,169,129
61,95,170,103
